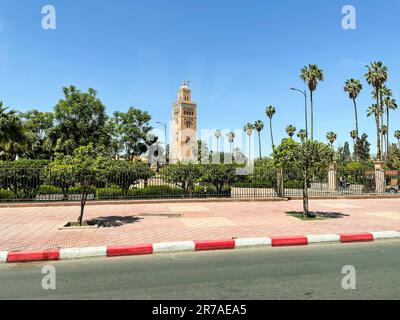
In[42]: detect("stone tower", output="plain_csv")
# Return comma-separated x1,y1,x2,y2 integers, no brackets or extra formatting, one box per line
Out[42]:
171,81,197,163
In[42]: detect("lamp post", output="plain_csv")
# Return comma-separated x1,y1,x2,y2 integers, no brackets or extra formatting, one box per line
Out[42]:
156,121,168,164
156,121,167,145
290,88,308,139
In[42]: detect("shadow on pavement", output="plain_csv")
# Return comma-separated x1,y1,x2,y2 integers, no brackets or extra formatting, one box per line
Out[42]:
89,216,143,228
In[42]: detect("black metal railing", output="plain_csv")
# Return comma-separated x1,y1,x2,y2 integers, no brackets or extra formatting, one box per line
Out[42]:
0,166,398,202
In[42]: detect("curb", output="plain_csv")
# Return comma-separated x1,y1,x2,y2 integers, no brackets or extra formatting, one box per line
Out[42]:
2,231,400,264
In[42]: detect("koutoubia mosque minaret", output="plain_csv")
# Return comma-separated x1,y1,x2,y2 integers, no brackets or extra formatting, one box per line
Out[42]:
171,81,197,163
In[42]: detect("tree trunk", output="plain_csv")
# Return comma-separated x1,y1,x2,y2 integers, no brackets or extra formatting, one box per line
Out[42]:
387,107,390,159
376,88,381,161
353,98,359,139
376,113,381,161
78,192,88,226
258,131,262,159
303,170,309,217
269,119,274,151
310,90,314,142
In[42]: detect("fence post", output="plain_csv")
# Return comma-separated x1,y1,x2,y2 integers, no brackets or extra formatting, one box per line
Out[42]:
374,161,385,194
328,161,337,192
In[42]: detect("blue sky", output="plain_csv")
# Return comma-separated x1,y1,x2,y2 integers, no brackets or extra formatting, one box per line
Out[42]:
0,0,400,156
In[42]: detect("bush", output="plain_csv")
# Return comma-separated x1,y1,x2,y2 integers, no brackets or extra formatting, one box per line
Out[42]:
194,185,231,197
0,160,49,199
284,180,304,189
96,185,186,200
38,185,62,195
0,189,15,200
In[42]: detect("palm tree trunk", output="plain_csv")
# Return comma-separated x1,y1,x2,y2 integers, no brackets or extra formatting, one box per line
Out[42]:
353,98,359,139
376,113,381,161
376,88,382,161
387,107,390,159
258,131,262,159
310,90,314,142
269,119,274,151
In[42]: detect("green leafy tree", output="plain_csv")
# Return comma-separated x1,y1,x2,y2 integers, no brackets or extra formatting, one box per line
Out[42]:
51,86,110,155
0,160,49,199
50,144,109,225
273,139,333,217
112,107,155,160
21,110,54,159
300,64,324,141
201,164,237,194
254,120,264,159
106,160,154,196
354,133,371,162
337,142,352,165
344,79,362,139
160,162,203,196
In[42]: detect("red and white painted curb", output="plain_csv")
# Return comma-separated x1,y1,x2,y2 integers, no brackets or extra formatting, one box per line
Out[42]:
1,231,400,264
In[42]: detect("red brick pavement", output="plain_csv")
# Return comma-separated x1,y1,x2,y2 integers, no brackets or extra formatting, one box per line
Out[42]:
0,199,399,251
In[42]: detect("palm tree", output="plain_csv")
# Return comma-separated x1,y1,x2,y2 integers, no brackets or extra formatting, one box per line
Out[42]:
243,123,254,163
373,85,392,156
300,64,324,141
0,102,26,149
383,96,397,156
395,130,400,149
265,106,276,151
214,129,222,154
365,61,388,160
254,120,264,159
326,131,337,148
367,104,382,160
344,79,362,139
226,131,235,154
285,124,296,138
297,129,306,143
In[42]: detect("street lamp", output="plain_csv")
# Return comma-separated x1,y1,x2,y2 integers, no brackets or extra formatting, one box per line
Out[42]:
156,121,167,145
290,88,308,139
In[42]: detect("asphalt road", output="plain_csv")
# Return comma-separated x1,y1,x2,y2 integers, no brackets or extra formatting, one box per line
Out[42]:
1,241,400,300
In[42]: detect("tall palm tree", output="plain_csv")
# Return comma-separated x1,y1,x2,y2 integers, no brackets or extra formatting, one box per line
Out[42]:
297,129,306,143
254,120,264,159
373,85,392,155
365,61,388,160
326,131,337,148
214,129,222,154
265,106,276,151
395,130,400,149
285,124,296,138
367,104,382,160
383,96,398,156
300,64,324,141
226,131,235,154
344,79,362,139
243,123,254,163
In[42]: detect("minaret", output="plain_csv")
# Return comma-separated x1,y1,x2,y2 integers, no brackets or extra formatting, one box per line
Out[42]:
171,81,197,162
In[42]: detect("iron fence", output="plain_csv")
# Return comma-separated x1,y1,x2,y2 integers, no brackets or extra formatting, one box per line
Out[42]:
0,166,398,203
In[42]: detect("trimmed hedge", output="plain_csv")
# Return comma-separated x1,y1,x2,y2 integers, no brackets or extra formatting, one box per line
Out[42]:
0,189,15,200
96,185,186,200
